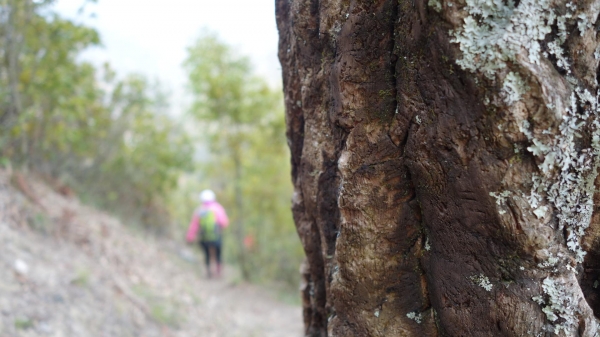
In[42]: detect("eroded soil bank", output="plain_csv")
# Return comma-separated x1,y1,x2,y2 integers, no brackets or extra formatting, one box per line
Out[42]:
0,170,302,337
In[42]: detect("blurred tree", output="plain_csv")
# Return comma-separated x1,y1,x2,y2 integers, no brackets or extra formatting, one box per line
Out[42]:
0,0,101,169
80,72,193,230
184,32,255,279
0,0,193,232
184,31,303,285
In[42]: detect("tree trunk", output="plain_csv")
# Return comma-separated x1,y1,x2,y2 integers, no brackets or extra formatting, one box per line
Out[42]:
233,145,250,280
2,0,24,127
277,0,600,335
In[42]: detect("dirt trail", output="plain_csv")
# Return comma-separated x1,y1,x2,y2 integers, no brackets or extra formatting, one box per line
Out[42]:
0,170,302,337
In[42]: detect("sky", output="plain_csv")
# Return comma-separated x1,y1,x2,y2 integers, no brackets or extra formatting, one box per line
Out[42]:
53,0,282,115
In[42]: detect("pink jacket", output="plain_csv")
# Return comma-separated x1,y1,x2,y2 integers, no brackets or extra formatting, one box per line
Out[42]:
186,201,229,243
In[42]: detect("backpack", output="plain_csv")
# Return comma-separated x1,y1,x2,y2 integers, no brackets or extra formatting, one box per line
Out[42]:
199,207,221,242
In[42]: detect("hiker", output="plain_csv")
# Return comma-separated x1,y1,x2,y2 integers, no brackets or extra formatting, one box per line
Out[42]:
186,189,229,278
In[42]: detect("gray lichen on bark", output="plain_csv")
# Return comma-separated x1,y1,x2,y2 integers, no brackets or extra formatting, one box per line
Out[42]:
449,0,600,333
277,0,600,335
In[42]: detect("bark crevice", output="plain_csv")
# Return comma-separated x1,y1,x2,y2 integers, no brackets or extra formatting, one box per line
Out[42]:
278,0,600,334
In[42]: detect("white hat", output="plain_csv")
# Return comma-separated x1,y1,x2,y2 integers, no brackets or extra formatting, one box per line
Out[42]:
199,189,216,202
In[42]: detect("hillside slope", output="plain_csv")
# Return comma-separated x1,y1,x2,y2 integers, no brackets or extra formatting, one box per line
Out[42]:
0,170,302,337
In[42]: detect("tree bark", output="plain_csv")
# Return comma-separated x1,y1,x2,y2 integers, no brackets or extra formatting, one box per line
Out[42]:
277,0,600,335
233,144,251,280
1,0,24,127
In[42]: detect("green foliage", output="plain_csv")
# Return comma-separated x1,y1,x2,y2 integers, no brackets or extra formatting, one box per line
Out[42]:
0,1,302,294
133,284,182,327
14,317,34,330
27,212,49,234
0,1,193,231
150,303,180,327
71,268,91,287
182,31,303,290
77,73,193,230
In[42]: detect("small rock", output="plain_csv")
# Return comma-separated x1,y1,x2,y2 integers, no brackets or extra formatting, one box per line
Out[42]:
14,259,29,275
50,294,64,303
37,321,53,334
178,248,196,263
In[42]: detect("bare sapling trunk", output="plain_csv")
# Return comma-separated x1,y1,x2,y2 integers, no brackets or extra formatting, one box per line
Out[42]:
277,0,600,335
2,1,24,127
233,147,250,280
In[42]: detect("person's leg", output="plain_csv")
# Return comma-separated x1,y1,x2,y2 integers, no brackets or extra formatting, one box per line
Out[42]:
200,241,211,278
215,241,222,277
208,244,216,275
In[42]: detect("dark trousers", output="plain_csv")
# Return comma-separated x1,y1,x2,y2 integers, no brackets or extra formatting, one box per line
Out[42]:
199,241,222,268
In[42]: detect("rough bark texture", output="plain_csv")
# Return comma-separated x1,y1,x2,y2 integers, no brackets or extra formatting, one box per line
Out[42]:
277,0,600,335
